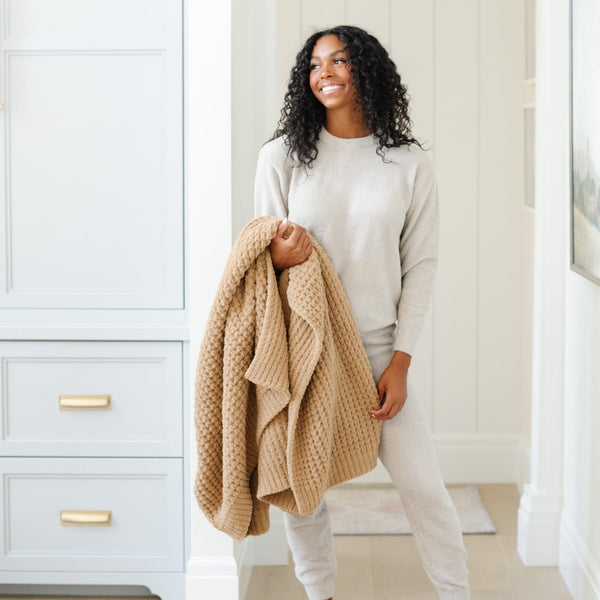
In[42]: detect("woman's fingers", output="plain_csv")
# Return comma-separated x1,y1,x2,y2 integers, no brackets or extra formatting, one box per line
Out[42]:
276,218,289,238
302,234,312,257
270,220,312,269
371,393,406,420
288,223,306,242
287,224,312,258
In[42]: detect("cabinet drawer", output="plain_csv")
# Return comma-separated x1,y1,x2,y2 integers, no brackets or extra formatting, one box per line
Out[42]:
0,458,183,572
0,341,182,457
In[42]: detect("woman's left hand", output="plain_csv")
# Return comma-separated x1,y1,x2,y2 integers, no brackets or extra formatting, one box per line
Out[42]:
371,351,412,420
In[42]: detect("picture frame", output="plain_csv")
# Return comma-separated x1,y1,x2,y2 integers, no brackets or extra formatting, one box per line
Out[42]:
570,0,600,285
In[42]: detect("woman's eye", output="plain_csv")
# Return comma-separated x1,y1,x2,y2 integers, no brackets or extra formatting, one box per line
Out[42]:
333,58,346,65
310,64,319,70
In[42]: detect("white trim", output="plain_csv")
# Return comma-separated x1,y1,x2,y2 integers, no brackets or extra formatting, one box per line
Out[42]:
517,484,562,566
351,434,521,485
186,0,239,597
185,557,239,599
517,442,531,495
560,509,600,600
518,0,569,568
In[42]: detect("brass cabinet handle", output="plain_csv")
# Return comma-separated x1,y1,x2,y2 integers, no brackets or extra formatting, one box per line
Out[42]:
60,510,112,526
59,394,111,410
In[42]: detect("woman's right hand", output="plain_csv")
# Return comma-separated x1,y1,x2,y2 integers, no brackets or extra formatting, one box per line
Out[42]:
270,218,312,270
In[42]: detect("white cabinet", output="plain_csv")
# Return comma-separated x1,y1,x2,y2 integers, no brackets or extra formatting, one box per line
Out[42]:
0,3,187,599
0,0,183,309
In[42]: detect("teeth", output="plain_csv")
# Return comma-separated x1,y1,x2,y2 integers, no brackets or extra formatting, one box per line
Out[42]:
321,85,343,93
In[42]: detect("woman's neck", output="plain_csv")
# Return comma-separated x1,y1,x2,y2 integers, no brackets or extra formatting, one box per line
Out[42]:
325,110,371,139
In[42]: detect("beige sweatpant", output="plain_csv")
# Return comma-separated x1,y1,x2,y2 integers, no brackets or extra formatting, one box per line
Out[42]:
283,342,471,600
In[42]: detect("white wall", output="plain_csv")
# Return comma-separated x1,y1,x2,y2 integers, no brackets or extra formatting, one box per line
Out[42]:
562,273,600,599
561,0,600,585
233,0,526,484
517,0,600,596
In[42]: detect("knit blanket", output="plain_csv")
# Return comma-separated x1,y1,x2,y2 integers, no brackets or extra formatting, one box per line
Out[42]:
193,216,381,542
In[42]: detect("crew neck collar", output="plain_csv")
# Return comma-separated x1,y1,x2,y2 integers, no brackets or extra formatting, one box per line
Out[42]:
319,126,375,148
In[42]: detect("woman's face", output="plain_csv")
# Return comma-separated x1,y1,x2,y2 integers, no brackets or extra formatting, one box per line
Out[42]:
309,34,358,113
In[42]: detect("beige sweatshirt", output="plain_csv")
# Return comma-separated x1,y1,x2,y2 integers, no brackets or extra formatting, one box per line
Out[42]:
254,127,439,358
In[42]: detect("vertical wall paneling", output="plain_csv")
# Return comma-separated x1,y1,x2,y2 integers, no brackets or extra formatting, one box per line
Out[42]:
301,0,346,39
275,0,301,115
250,0,278,146
346,0,390,47
240,0,525,484
390,0,435,428
433,0,479,434
233,0,279,240
389,1,434,145
477,0,524,435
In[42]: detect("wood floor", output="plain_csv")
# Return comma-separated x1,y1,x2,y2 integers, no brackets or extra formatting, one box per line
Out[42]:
245,484,574,600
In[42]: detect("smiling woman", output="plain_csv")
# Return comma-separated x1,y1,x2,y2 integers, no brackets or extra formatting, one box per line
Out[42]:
253,25,471,600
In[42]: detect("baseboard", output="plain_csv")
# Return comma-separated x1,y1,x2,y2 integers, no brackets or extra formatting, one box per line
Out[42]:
185,519,286,600
185,556,239,599
517,484,562,566
350,434,521,485
560,509,600,600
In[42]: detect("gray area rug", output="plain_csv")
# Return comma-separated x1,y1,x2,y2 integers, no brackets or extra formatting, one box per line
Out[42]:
324,484,496,535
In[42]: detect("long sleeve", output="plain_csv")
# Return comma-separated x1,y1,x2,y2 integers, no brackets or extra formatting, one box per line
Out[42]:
253,140,290,219
393,157,439,357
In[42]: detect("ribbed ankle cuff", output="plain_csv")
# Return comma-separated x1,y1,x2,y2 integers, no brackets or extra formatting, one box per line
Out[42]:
305,579,335,600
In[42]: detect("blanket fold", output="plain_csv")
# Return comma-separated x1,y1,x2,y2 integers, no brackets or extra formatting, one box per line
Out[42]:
194,216,381,542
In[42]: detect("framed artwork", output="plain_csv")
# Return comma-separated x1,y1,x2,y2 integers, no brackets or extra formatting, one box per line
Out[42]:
571,0,600,285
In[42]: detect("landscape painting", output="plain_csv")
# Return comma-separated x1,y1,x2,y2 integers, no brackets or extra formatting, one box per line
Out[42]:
571,0,600,285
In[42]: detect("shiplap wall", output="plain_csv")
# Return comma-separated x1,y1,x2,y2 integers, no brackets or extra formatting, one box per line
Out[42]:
233,0,525,482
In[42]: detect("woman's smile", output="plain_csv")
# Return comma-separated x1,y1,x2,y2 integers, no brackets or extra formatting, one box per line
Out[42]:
320,83,345,95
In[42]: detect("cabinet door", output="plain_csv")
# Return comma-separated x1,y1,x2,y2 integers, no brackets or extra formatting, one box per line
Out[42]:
0,1,183,308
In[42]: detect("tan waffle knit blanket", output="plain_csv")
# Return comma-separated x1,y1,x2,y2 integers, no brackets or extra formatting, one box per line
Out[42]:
193,216,381,542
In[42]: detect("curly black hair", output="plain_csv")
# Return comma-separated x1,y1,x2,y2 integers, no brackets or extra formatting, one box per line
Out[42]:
272,25,421,167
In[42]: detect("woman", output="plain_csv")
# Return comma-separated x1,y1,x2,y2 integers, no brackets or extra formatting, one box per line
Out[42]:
254,25,470,600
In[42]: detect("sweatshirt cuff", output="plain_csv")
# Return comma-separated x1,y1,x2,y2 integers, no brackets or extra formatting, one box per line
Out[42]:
393,331,417,359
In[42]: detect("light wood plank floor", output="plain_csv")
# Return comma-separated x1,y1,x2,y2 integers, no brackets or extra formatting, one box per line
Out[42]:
245,484,574,600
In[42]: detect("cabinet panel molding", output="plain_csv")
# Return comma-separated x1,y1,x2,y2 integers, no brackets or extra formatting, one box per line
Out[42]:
0,2,183,309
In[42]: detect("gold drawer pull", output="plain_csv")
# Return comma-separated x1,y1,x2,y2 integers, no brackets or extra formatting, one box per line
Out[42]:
59,394,111,411
60,510,112,526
